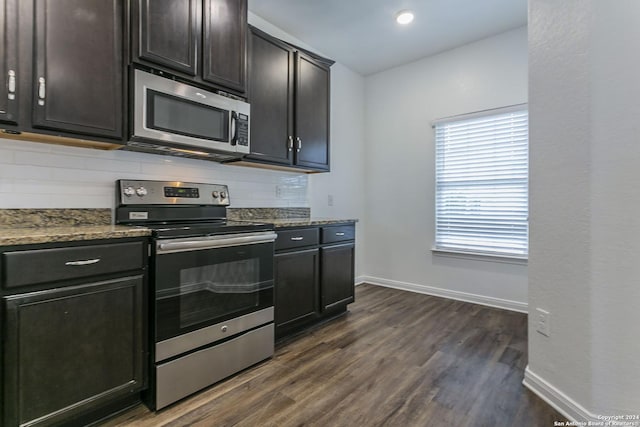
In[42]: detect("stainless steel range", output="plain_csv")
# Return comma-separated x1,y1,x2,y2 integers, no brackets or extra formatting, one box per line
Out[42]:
115,179,276,410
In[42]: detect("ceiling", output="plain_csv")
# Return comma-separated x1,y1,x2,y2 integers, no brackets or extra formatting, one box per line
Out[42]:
248,0,528,76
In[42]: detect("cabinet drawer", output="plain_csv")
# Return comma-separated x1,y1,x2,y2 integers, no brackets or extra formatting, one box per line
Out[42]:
275,228,319,251
3,241,145,289
321,225,355,244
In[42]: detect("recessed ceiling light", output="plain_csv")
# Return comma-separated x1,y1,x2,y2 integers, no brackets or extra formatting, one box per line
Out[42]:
396,10,414,25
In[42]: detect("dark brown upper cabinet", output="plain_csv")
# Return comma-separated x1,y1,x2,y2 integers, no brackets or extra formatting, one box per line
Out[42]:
132,0,247,95
134,0,200,76
0,0,18,127
246,27,295,165
246,26,331,172
202,0,247,92
294,52,330,170
31,0,124,140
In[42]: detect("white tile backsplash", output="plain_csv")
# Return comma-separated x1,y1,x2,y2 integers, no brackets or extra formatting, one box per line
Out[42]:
0,138,309,209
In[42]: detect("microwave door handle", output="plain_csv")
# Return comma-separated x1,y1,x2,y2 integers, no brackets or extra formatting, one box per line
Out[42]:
230,111,238,146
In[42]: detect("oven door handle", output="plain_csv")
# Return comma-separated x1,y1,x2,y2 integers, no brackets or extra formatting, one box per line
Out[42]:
157,232,277,254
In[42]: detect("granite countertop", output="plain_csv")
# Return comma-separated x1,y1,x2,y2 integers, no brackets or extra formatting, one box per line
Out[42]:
0,208,357,246
258,218,358,228
0,209,151,246
227,207,358,228
0,225,152,246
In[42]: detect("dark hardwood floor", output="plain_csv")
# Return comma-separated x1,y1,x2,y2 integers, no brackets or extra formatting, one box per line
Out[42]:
101,284,564,427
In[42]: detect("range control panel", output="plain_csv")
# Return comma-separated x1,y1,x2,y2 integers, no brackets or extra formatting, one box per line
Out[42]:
117,180,230,206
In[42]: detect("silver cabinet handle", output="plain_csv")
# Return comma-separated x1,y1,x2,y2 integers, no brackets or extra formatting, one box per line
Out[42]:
296,137,302,152
288,136,293,152
8,70,16,100
38,77,46,105
291,237,304,241
336,232,345,236
65,258,101,266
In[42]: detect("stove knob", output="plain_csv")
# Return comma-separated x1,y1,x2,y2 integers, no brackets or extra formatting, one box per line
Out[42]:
136,186,148,197
220,192,227,199
123,186,135,197
212,191,219,198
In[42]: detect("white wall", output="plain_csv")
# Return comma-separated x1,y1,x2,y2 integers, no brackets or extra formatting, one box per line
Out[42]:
527,0,640,420
361,27,529,308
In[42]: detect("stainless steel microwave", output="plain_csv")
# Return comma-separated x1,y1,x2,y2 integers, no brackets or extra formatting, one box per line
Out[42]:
127,69,250,161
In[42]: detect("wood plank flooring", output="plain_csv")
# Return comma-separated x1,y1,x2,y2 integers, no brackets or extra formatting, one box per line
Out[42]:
101,284,565,427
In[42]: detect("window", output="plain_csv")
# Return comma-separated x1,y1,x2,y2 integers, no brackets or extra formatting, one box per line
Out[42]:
434,105,528,258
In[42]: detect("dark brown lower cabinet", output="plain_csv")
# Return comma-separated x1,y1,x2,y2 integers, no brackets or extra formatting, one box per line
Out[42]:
2,275,145,427
274,224,355,340
321,243,355,311
274,248,319,337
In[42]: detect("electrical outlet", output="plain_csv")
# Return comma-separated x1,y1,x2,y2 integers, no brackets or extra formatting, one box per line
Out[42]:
536,308,550,337
327,194,334,206
275,186,283,198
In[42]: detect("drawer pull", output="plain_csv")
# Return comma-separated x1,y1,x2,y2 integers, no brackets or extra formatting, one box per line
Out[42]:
65,258,101,266
336,232,346,236
290,237,304,241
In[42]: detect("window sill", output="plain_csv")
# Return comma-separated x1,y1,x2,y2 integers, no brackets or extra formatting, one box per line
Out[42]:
431,248,528,265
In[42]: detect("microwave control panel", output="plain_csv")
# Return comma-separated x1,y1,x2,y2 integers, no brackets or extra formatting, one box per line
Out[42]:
236,113,249,147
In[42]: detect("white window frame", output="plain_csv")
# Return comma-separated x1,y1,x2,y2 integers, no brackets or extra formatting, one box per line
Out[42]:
433,104,528,261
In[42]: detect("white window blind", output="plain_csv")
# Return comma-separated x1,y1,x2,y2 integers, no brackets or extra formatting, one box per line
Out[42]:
434,107,528,258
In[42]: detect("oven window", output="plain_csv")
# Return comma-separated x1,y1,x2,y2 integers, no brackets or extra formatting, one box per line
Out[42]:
147,90,229,142
155,241,274,341
169,258,269,329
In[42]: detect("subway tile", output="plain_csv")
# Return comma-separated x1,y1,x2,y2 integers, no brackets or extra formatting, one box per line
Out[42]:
0,179,14,193
0,164,53,180
0,138,310,209
82,157,141,174
14,151,86,169
1,193,111,209
13,180,112,196
0,138,53,153
50,167,122,183
0,149,14,164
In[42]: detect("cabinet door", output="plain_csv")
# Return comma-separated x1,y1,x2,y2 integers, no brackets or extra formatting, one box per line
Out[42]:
134,0,200,76
274,248,319,330
202,0,247,93
320,243,355,311
246,27,294,165
0,0,18,125
294,52,330,170
32,0,124,139
2,275,145,427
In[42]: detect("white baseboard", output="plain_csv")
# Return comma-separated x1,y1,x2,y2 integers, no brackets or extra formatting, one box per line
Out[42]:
523,366,596,423
355,276,367,286
359,275,528,313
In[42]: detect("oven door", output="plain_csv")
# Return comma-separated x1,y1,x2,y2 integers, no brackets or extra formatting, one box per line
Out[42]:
153,231,276,344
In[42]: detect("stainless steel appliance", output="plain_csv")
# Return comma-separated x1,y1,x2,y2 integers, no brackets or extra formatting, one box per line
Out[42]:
116,179,275,410
127,69,250,162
